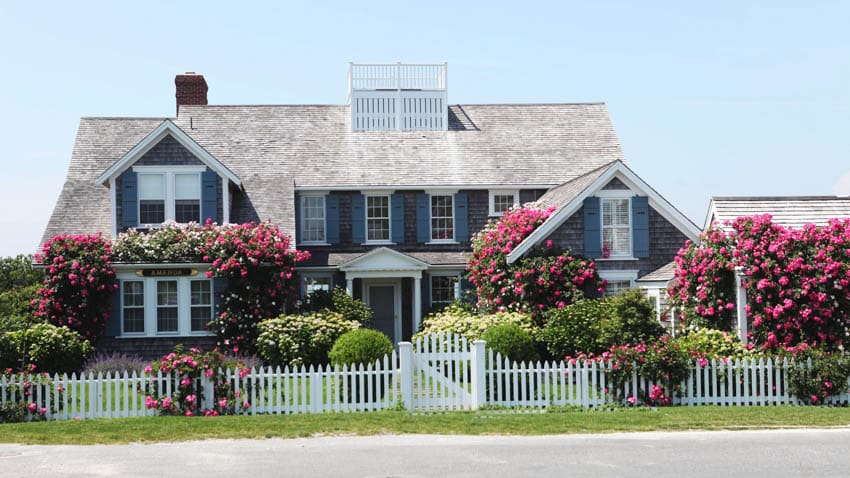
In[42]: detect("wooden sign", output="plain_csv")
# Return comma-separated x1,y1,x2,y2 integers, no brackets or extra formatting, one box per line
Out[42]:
136,269,197,277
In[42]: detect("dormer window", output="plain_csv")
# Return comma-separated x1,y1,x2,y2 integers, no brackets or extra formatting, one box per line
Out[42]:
133,166,204,226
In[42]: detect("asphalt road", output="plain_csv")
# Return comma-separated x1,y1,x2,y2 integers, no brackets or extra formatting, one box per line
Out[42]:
3,429,850,477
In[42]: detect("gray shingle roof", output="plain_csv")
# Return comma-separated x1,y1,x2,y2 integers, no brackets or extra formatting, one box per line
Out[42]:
636,261,677,283
709,196,850,231
531,163,614,210
43,103,624,246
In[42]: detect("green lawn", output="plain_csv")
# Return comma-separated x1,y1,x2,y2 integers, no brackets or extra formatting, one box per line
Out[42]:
2,406,849,445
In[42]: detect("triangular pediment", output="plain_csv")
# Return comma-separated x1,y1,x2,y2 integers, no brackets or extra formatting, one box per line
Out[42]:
339,247,429,272
95,120,241,187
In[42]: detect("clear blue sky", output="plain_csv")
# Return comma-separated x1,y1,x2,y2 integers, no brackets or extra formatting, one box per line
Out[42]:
1,1,847,257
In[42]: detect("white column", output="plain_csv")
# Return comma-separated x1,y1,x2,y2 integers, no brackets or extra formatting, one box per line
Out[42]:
346,278,354,296
735,266,748,343
413,277,422,333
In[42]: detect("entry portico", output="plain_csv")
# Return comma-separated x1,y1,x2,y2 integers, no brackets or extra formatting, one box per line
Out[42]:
339,247,429,343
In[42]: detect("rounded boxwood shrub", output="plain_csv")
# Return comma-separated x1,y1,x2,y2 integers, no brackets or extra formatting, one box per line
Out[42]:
600,289,664,347
0,323,92,374
482,323,538,363
257,311,360,367
328,329,394,367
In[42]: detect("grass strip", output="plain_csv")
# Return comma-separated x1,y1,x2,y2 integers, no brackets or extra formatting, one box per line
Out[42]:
2,406,849,445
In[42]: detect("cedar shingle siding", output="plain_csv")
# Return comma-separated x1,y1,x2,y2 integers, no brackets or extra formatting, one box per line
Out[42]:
546,206,688,277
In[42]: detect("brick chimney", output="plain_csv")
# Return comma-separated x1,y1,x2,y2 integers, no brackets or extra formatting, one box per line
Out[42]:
175,72,208,115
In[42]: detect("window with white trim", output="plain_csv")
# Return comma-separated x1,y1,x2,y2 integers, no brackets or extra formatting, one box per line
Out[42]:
602,198,631,257
430,195,454,241
302,275,332,297
118,272,214,337
122,281,145,333
157,280,179,333
136,169,202,226
190,280,212,332
431,275,459,309
366,195,391,242
300,195,326,243
489,190,519,216
598,270,637,298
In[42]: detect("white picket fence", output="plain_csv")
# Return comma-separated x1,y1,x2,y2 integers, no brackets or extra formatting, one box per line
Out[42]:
3,334,850,421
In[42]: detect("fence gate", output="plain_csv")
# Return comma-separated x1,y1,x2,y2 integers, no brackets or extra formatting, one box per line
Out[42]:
407,332,475,411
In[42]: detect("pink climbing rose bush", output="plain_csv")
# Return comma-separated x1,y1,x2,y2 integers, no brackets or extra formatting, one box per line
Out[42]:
113,221,310,355
33,235,116,342
468,207,602,320
668,215,850,350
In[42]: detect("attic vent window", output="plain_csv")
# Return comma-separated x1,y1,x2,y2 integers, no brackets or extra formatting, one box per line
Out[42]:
348,63,448,131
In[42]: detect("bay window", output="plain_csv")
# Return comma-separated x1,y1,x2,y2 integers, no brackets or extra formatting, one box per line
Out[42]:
118,271,214,336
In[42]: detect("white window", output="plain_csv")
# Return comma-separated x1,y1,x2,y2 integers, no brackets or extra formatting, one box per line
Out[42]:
190,280,212,332
134,167,205,226
117,271,214,337
430,275,459,309
300,195,326,243
602,198,631,257
430,195,454,241
598,270,637,297
489,190,519,216
157,280,179,333
138,174,166,224
366,195,391,242
121,281,145,334
302,275,332,297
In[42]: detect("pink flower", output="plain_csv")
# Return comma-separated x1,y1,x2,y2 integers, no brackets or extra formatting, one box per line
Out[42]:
627,396,637,405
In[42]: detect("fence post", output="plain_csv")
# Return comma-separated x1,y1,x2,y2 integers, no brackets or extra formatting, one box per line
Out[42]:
470,340,486,410
310,366,321,414
399,342,413,410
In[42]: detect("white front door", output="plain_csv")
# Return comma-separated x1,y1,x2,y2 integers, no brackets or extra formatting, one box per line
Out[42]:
365,281,401,344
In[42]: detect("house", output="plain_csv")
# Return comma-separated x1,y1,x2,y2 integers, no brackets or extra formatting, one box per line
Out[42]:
705,196,850,231
41,63,699,356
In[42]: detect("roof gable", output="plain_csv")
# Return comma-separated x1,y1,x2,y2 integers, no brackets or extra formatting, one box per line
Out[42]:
506,161,700,263
95,120,241,187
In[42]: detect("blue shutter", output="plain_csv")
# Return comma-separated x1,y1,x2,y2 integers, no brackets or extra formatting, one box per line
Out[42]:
454,192,469,242
583,196,602,258
105,280,122,337
416,194,430,243
632,196,650,258
120,170,138,228
201,169,218,224
391,193,405,243
213,277,227,318
351,194,366,244
326,194,340,244
294,193,302,245
421,273,431,312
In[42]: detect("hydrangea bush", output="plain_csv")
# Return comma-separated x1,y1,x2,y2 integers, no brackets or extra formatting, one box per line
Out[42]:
414,304,537,342
33,235,116,342
467,207,602,320
669,215,850,349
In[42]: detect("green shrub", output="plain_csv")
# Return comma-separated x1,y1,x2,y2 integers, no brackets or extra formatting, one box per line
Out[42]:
482,323,538,363
784,347,850,404
541,299,611,358
542,291,663,358
0,284,38,318
0,314,40,333
257,311,361,367
328,329,394,367
0,323,92,374
600,289,664,346
672,328,749,359
302,286,373,324
415,304,537,342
